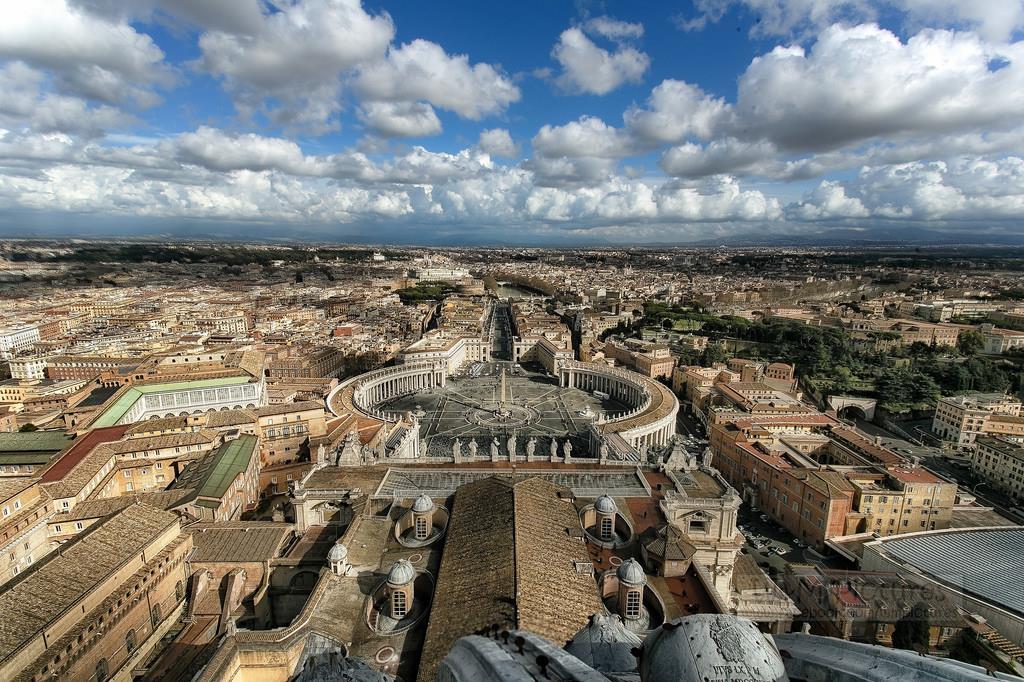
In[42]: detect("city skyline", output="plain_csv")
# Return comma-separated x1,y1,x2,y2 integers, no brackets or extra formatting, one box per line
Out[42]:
3,242,1024,679
2,1,1024,244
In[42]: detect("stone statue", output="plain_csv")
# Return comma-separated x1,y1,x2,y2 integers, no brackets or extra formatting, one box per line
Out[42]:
338,431,361,466
452,438,462,460
468,439,478,458
549,437,559,460
666,437,690,470
526,437,537,462
507,434,517,460
562,440,573,461
316,442,327,464
490,437,500,462
599,440,609,462
700,446,714,468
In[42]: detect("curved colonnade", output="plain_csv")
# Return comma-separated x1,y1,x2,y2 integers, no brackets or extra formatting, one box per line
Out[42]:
327,359,678,452
558,361,678,449
327,362,447,423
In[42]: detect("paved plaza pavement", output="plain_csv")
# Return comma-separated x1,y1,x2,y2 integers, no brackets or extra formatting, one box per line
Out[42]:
380,362,628,456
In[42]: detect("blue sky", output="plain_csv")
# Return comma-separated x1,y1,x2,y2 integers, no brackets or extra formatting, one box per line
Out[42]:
1,0,1024,244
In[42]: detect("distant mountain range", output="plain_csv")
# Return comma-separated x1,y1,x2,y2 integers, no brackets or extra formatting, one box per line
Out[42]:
1,213,1023,248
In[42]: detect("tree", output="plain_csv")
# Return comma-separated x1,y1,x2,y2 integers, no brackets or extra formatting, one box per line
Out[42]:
700,343,729,366
892,601,932,652
18,423,38,432
957,329,985,356
829,366,854,394
662,318,674,331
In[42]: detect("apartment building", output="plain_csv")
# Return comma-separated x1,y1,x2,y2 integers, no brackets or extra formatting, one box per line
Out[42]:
0,478,53,585
847,319,961,348
0,325,40,360
784,565,963,650
710,420,860,548
848,466,957,536
980,324,1024,354
932,392,1024,447
603,337,677,379
973,436,1024,504
8,356,48,380
265,346,345,379
710,413,955,548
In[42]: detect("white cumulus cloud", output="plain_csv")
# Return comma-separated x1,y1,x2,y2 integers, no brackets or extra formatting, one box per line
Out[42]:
478,129,518,158
354,39,520,120
552,24,650,95
357,101,442,138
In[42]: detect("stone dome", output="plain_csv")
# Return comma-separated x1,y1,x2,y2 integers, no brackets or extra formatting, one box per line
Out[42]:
327,542,348,563
594,495,618,514
411,494,435,513
617,558,647,587
386,559,416,587
638,614,786,682
566,613,643,673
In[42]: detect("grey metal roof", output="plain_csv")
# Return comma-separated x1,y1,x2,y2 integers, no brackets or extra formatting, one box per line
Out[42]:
878,528,1024,617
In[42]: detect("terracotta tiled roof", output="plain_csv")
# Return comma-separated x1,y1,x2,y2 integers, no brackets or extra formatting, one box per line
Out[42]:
0,503,178,666
418,476,603,682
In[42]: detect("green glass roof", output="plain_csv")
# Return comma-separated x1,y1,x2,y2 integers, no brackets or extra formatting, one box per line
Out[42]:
90,375,253,428
173,435,257,502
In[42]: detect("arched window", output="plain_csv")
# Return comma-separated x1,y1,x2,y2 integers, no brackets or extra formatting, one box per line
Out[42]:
151,604,162,628
600,516,613,541
392,590,407,619
415,516,428,540
625,589,641,619
125,629,137,653
96,658,109,682
175,580,185,601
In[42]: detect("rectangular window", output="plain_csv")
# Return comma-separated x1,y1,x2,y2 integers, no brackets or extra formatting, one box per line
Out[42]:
392,590,407,619
626,589,641,619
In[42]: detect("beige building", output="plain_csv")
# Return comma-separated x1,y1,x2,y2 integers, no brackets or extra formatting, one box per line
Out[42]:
0,478,53,585
8,357,48,381
109,429,222,495
980,324,1024,354
932,392,1024,447
253,401,327,466
0,504,190,682
973,436,1024,505
604,338,677,379
848,465,957,536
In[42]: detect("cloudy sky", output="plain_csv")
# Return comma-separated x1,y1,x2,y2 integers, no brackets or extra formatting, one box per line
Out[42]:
1,0,1024,244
